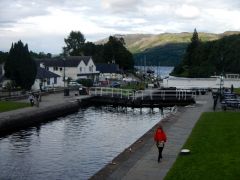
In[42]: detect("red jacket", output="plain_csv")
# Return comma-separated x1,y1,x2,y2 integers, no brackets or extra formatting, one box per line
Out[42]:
154,128,167,142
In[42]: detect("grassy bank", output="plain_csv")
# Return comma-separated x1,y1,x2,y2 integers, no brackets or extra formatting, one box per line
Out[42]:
233,88,240,95
0,101,30,112
165,112,240,180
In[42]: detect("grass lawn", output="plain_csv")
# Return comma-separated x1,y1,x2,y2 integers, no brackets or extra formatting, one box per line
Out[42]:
233,88,240,95
121,82,146,90
94,87,134,97
165,112,240,180
0,101,30,112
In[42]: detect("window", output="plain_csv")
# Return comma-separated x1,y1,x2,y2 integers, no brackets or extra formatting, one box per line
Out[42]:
80,67,82,72
54,77,57,84
53,67,58,71
47,78,50,85
45,66,49,70
60,68,62,71
89,66,92,72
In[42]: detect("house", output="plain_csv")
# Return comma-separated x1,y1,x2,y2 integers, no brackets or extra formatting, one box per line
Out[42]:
0,62,61,90
39,56,99,82
0,63,9,88
96,63,123,81
32,67,61,90
0,63,3,76
0,64,3,87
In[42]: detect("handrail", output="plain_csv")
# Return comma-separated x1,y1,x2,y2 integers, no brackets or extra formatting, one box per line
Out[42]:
89,87,196,101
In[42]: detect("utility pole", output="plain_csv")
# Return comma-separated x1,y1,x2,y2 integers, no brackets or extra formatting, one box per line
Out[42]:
63,57,66,88
219,54,224,100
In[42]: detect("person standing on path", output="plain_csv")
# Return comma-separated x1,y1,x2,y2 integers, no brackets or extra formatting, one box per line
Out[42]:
28,93,34,106
154,125,167,163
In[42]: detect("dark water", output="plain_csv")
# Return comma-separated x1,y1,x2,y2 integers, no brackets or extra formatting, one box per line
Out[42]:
135,66,174,78
0,107,167,180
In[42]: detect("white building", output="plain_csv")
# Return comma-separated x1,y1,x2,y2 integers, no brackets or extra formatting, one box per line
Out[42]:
32,67,62,90
225,73,240,79
162,76,240,89
40,56,99,82
96,63,123,81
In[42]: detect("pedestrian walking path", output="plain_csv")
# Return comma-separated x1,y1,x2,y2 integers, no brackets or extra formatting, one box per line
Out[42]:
0,91,89,118
107,93,214,180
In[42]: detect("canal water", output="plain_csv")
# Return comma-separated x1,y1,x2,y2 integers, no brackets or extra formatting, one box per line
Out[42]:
135,66,174,78
0,107,169,180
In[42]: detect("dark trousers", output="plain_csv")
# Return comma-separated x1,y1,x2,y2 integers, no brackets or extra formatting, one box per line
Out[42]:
157,145,164,162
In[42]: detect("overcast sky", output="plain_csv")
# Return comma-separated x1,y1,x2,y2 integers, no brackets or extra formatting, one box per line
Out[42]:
0,0,240,54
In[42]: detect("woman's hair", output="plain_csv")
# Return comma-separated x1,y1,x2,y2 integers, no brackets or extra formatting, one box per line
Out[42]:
158,124,163,129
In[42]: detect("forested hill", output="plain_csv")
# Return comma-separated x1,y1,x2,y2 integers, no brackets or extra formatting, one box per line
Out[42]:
96,32,239,66
171,34,240,78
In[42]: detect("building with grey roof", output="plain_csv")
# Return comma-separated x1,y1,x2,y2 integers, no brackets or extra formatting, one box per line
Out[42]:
39,56,99,82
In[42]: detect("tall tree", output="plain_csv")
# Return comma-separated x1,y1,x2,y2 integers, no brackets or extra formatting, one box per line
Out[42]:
4,41,37,90
171,34,240,78
63,31,86,56
103,36,134,70
0,51,8,63
181,28,200,76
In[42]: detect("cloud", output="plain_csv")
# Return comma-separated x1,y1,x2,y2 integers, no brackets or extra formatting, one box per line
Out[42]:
175,4,200,19
0,0,51,26
0,0,240,53
101,0,142,13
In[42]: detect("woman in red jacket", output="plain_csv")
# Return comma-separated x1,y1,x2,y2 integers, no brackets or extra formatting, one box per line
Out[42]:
154,125,167,163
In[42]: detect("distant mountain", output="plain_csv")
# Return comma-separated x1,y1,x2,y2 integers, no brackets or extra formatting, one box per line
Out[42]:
96,31,240,66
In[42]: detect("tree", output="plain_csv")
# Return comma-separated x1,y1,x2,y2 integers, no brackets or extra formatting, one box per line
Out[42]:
0,51,8,63
4,41,37,90
62,31,134,70
63,31,86,56
30,51,52,59
171,34,240,78
184,29,200,69
103,36,134,70
172,29,201,77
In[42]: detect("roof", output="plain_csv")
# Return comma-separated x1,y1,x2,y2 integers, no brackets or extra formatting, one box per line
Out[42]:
96,63,121,73
36,67,60,79
0,64,3,75
39,56,92,67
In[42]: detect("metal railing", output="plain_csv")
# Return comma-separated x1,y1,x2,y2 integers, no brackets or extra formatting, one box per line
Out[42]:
89,87,196,101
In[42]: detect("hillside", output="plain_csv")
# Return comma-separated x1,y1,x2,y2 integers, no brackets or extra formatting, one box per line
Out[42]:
96,31,240,66
128,32,219,53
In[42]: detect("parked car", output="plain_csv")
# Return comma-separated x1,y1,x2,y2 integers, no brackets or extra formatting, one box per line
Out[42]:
110,82,121,88
68,81,82,89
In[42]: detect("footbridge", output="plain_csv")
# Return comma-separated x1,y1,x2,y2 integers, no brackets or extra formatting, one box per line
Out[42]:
88,87,196,108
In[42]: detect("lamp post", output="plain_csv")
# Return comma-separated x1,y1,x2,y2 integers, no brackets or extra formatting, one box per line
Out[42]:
220,74,224,93
219,54,224,100
62,57,66,88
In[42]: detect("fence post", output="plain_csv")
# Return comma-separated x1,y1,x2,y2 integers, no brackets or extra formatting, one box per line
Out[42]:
150,90,152,100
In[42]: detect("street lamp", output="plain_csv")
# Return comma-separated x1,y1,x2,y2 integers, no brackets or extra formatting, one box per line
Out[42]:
219,54,224,98
62,57,66,88
220,74,224,94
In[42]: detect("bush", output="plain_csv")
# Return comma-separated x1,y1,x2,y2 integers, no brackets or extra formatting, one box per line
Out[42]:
76,79,93,87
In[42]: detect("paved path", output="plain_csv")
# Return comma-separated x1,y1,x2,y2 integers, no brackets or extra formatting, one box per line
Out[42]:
107,93,214,180
0,90,89,122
